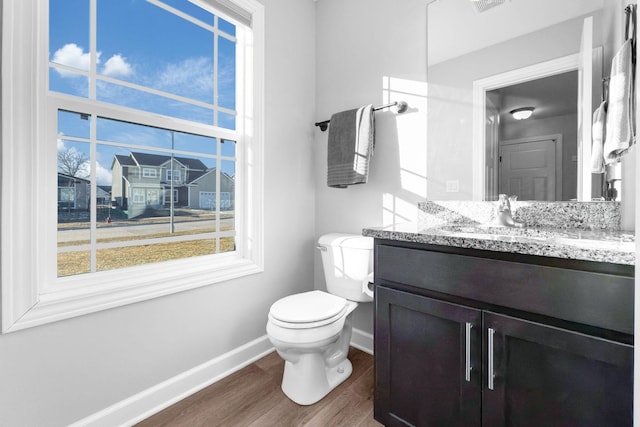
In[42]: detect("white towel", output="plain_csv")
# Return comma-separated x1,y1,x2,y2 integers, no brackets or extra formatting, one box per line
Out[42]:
604,39,635,164
591,101,607,173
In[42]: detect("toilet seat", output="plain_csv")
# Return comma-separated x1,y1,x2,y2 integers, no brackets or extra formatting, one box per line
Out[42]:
269,290,348,329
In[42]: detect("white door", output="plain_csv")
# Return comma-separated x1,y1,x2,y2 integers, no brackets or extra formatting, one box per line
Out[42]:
199,191,216,209
499,138,557,201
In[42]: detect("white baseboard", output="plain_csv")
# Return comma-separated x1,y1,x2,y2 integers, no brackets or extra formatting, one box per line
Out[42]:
70,335,274,427
351,328,374,355
71,330,374,426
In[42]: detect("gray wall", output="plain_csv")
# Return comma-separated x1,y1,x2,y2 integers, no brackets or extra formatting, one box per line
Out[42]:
314,0,429,335
0,0,317,425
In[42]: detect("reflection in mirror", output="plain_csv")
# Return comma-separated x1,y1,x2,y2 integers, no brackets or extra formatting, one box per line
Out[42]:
485,71,578,201
427,0,625,201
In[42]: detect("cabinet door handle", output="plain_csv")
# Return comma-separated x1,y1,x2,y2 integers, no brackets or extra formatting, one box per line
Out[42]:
465,322,472,382
488,327,495,390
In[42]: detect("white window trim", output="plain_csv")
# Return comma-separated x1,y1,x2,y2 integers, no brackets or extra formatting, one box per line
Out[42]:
142,167,157,178
132,188,146,204
166,169,182,182
1,0,264,333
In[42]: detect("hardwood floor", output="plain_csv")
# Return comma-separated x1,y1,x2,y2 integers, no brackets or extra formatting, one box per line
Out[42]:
136,347,383,427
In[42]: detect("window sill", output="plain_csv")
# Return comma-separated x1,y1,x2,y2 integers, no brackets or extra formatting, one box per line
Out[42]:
4,257,263,333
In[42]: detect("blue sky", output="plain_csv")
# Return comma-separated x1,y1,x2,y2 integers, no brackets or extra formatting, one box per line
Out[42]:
51,0,237,184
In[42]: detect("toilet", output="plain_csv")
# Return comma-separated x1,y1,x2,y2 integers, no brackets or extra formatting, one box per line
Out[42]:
266,233,374,405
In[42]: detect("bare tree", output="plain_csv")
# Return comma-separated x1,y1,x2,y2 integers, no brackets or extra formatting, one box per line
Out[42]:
58,147,90,216
58,147,89,178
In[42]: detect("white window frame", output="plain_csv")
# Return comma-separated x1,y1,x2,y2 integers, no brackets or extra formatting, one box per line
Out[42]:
132,188,146,204
166,169,182,182
142,167,157,178
1,0,264,332
146,188,161,205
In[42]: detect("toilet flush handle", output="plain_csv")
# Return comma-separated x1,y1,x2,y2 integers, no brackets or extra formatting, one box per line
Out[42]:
316,245,327,252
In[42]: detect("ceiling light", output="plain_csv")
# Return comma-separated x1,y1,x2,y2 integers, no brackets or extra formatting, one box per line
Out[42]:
510,107,534,120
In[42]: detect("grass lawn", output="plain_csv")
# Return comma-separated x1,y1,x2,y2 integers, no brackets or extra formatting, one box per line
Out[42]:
58,237,235,277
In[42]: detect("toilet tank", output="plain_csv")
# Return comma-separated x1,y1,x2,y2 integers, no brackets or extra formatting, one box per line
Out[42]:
318,233,374,302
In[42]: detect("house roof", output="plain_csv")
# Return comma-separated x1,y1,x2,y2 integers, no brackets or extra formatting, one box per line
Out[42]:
188,169,210,182
111,154,137,170
58,172,89,184
111,152,214,185
188,168,236,186
130,152,207,171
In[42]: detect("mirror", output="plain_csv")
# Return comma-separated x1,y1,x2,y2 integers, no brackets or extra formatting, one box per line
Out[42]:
427,0,624,201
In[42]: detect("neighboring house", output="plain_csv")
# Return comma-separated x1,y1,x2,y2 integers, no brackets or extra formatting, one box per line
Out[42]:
111,152,234,218
96,185,112,206
58,174,112,211
188,169,235,211
58,173,90,211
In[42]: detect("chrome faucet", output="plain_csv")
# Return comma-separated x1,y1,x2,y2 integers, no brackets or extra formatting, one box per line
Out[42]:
495,194,525,227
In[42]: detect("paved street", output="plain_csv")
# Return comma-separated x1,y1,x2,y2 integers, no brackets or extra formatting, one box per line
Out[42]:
58,218,234,244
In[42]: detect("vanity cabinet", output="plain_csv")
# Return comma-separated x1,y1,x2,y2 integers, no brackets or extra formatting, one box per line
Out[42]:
375,286,482,426
373,240,633,427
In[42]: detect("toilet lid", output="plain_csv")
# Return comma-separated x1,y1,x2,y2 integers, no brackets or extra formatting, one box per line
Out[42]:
270,290,347,324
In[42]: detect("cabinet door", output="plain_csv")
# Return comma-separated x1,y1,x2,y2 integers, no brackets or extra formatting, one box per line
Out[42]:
483,311,633,427
375,286,482,427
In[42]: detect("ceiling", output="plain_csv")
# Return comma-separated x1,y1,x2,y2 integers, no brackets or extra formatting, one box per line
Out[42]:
489,70,579,124
427,0,604,66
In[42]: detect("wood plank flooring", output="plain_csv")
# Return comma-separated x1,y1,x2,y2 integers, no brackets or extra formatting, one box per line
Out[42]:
136,347,383,427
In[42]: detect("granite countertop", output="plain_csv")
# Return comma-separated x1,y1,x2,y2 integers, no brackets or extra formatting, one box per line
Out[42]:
362,201,636,266
363,222,635,265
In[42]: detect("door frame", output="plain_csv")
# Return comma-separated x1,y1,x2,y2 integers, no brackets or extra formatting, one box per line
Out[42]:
498,133,563,201
472,45,602,201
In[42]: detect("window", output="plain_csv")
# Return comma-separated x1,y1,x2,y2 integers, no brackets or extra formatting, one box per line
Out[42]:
2,0,264,332
164,189,179,205
59,187,76,205
166,169,182,183
132,189,146,204
142,168,157,178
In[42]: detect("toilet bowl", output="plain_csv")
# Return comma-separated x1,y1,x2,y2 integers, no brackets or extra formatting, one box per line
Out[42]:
266,234,374,405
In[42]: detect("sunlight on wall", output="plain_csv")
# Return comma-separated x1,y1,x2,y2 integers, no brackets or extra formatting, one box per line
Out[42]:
381,76,428,226
425,79,475,200
382,193,417,225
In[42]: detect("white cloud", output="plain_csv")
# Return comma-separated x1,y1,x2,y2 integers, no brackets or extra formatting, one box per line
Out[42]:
52,43,100,77
52,44,133,79
96,162,113,186
102,54,133,77
156,57,213,101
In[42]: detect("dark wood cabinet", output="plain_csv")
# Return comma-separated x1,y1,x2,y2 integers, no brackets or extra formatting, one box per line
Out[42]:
483,312,632,427
375,286,481,426
373,240,634,427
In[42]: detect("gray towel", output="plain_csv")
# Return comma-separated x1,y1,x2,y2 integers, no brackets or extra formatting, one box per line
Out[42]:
327,105,375,188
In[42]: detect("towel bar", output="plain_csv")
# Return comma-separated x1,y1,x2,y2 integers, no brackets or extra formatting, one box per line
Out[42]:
315,101,408,131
